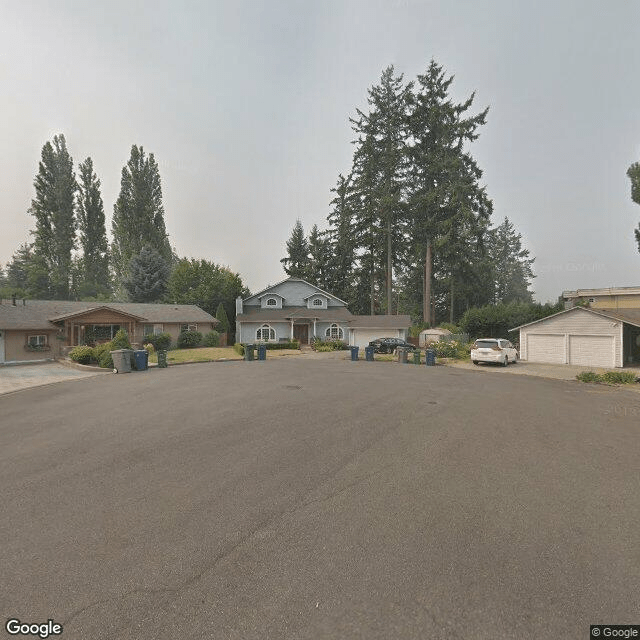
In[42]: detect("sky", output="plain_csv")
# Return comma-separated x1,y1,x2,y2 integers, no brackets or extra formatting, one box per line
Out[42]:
1,0,639,303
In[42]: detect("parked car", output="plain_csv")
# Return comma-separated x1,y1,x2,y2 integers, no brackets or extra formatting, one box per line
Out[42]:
471,338,518,366
368,337,417,354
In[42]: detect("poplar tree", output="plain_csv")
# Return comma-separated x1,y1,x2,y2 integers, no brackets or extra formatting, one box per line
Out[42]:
111,145,172,297
628,161,640,252
29,134,77,299
77,157,111,298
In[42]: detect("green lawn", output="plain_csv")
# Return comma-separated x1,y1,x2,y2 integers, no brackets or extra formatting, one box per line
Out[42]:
148,346,303,365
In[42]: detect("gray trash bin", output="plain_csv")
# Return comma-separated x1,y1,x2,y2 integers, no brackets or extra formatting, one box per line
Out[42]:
397,347,408,364
244,344,255,361
111,348,133,373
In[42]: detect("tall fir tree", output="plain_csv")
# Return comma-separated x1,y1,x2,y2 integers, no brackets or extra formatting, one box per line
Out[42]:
280,219,310,278
215,301,231,335
4,243,34,294
111,145,172,297
307,224,331,289
76,157,111,298
124,245,170,302
628,161,640,252
29,133,77,299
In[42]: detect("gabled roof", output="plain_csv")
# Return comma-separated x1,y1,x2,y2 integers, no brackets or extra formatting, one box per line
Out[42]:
244,277,348,305
0,299,217,330
563,286,640,298
49,305,148,322
510,306,640,331
348,315,411,329
256,292,285,299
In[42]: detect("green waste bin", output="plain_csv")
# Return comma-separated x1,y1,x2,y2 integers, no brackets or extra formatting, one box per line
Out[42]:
413,349,421,365
244,344,255,361
157,350,168,368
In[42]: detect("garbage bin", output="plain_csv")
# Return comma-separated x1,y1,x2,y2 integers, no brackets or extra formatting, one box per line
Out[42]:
412,349,421,365
133,349,149,371
111,348,133,373
397,347,408,364
244,344,255,361
157,350,168,368
257,344,267,361
365,345,374,361
426,348,436,366
350,346,359,361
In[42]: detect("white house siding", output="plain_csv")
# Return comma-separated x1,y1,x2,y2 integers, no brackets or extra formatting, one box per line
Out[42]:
245,280,344,308
519,308,623,367
350,328,402,349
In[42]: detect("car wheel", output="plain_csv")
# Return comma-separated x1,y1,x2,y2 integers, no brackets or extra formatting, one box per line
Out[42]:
472,360,479,365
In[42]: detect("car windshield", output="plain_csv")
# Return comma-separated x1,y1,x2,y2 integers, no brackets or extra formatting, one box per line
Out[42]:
474,340,498,348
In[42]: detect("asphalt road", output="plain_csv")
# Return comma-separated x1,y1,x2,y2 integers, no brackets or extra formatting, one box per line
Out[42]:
1,359,639,639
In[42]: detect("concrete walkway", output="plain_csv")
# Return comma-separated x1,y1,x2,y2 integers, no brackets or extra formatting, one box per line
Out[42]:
0,361,109,396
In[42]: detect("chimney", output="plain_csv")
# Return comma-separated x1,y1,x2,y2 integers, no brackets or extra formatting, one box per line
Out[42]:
12,294,16,306
236,296,243,316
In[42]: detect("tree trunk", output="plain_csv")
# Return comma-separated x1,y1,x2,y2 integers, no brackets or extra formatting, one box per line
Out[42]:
370,254,375,316
450,276,455,324
386,215,392,314
424,240,432,326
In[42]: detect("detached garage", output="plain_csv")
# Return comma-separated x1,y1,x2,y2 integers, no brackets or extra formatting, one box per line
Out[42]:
512,307,638,368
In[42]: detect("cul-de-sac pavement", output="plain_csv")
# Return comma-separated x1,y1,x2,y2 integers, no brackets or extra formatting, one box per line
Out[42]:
1,358,639,639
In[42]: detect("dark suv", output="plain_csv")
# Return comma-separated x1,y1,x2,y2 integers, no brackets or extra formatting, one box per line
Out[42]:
368,337,416,354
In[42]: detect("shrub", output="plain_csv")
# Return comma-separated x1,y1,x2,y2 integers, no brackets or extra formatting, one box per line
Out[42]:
430,340,471,359
233,343,245,356
111,329,132,350
576,371,637,384
264,340,299,350
144,332,172,351
143,342,155,355
177,330,203,348
69,345,96,365
311,339,347,351
202,330,220,347
98,350,114,369
315,344,333,352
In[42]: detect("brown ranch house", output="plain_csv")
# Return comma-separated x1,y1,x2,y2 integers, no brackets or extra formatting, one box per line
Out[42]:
0,297,218,365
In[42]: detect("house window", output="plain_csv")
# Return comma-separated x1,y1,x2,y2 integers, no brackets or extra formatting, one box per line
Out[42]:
312,298,323,306
180,324,198,332
266,297,277,306
28,335,47,347
256,324,276,341
325,323,343,340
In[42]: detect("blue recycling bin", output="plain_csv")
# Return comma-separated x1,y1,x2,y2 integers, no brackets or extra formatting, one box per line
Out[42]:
426,348,436,366
365,346,374,361
133,349,149,371
350,346,359,361
257,344,267,361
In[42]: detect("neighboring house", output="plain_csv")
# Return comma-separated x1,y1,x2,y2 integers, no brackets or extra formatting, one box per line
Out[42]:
0,298,217,365
512,306,640,368
235,277,410,349
562,287,640,310
419,328,452,346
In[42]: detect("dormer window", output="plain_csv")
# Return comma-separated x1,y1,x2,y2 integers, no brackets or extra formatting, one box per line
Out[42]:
266,297,277,306
312,298,323,306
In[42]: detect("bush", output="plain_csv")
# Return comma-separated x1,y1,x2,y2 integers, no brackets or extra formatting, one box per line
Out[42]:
233,343,245,356
311,339,347,351
264,340,299,350
111,329,132,350
98,350,114,369
431,340,472,359
69,345,96,365
202,330,220,347
576,371,637,384
144,332,172,351
143,342,155,355
177,330,203,348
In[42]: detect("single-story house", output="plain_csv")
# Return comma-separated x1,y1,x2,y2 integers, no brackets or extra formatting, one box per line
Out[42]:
235,277,410,349
0,298,217,364
562,286,640,310
512,306,640,368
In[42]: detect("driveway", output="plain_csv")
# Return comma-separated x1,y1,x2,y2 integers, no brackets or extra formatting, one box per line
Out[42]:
0,361,109,395
1,358,639,639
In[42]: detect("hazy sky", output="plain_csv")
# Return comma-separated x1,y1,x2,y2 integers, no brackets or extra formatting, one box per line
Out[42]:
1,0,639,303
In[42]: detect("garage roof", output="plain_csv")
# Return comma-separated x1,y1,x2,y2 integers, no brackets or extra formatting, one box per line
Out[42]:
510,306,640,331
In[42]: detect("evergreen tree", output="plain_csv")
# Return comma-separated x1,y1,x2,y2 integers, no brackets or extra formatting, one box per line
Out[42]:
29,133,77,299
325,173,357,305
112,145,172,297
4,243,34,294
628,161,640,252
488,217,535,304
124,245,170,302
77,157,111,298
307,224,331,289
215,301,231,334
406,60,492,324
280,220,310,278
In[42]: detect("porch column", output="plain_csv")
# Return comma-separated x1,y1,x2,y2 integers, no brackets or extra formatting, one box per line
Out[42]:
313,318,317,339
290,319,294,340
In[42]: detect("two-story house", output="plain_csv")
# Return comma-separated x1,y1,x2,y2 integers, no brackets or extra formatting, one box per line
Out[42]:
235,277,410,348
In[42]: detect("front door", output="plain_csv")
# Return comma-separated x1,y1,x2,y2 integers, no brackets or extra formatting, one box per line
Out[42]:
293,324,309,344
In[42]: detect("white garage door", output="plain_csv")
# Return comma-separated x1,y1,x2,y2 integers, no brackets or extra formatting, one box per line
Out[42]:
351,329,400,349
526,334,565,363
569,335,614,368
